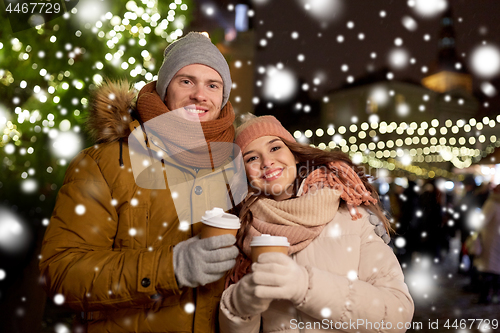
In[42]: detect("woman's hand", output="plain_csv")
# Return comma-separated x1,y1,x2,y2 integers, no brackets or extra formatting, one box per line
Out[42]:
252,252,309,305
230,273,273,317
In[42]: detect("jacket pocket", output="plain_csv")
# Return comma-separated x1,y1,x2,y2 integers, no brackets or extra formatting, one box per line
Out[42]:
129,205,149,249
115,205,150,250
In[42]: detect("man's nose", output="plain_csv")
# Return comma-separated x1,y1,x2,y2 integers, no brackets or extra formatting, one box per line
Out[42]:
190,85,206,101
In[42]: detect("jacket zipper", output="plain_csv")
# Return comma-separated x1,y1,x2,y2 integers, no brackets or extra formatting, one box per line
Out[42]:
292,253,304,333
190,167,200,331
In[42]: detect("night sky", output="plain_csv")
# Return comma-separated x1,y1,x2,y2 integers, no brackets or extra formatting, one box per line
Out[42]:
250,0,500,99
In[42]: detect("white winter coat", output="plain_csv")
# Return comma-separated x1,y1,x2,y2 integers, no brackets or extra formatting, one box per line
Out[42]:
474,192,500,275
219,207,414,333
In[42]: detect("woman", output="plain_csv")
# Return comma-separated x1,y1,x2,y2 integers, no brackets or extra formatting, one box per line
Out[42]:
219,115,414,332
473,184,500,304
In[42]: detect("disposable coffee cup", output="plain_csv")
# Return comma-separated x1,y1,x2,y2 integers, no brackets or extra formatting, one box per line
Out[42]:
200,207,241,239
250,234,290,262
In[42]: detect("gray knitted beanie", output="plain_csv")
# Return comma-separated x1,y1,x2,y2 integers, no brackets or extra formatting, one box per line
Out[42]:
156,32,232,108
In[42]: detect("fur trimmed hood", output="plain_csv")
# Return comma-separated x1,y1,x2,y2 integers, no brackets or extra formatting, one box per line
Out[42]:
86,80,137,143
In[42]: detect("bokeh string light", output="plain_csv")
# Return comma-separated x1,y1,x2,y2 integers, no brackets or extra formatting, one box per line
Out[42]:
294,114,500,178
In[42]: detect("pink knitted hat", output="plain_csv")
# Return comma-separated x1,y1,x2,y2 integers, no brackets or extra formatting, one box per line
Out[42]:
235,115,296,152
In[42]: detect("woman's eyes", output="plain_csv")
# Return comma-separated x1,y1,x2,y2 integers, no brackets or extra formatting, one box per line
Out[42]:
245,146,281,163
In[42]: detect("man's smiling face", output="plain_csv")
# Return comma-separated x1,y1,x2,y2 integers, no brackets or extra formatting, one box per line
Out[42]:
165,64,224,122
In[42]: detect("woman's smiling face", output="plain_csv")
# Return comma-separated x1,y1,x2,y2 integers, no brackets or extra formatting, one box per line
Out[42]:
242,136,297,201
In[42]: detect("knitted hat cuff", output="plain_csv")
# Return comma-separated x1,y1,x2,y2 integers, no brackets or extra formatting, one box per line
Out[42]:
235,116,295,152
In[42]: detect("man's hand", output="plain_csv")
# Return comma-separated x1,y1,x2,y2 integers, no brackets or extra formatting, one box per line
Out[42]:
252,252,309,305
173,234,238,288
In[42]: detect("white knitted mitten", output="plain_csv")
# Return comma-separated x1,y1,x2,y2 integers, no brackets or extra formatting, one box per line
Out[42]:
229,273,273,317
252,252,309,305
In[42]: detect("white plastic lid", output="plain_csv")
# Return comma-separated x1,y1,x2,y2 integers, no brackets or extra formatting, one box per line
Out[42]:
250,234,290,247
201,207,240,229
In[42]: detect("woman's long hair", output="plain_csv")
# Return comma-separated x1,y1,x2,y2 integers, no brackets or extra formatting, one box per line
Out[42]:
234,139,392,252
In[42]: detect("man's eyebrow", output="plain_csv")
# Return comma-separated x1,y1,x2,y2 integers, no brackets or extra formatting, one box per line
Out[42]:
242,138,281,157
173,74,196,81
208,79,223,85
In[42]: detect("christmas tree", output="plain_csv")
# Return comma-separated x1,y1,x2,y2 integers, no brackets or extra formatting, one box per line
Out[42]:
0,0,193,330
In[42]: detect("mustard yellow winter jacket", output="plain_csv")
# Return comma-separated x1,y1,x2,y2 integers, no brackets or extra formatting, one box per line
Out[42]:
39,81,240,332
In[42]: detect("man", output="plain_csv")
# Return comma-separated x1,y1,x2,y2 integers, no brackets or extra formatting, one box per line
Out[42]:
40,32,241,332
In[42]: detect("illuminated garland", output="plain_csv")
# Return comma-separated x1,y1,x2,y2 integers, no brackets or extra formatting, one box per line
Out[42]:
296,115,500,177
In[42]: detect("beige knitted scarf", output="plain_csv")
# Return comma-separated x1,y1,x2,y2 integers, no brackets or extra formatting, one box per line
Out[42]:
135,81,235,169
240,188,340,258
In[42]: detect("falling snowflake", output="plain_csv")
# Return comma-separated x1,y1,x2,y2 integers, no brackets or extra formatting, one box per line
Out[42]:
75,204,86,215
320,307,332,317
184,302,195,313
470,45,500,78
53,294,65,305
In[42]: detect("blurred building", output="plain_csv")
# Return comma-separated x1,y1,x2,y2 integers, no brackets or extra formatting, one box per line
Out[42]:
316,7,499,178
